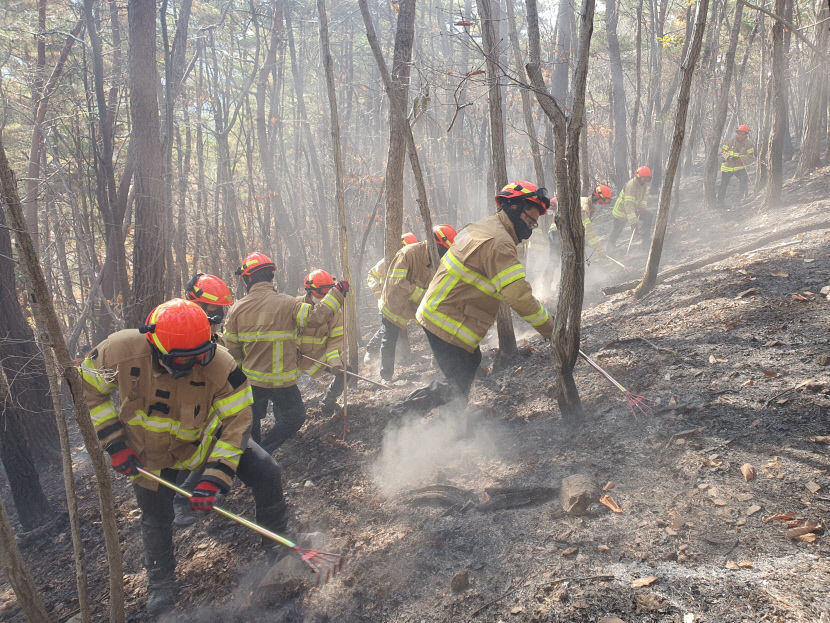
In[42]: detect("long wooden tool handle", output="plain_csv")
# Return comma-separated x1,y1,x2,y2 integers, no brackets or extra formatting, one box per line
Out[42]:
301,354,392,390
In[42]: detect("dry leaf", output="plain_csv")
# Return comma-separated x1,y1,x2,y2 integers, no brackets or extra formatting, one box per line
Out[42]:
786,521,820,539
806,481,822,494
792,293,809,301
763,512,796,523
511,366,524,376
725,560,739,570
603,481,616,491
735,288,757,299
777,399,789,405
746,505,762,516
511,606,524,614
738,560,753,568
725,321,739,330
709,355,728,364
741,464,755,481
736,492,754,502
762,370,781,377
771,269,789,277
712,498,728,506
631,576,658,588
599,494,623,513
764,340,783,347
809,436,830,444
562,546,578,556
796,533,818,543
597,544,611,552
742,379,755,386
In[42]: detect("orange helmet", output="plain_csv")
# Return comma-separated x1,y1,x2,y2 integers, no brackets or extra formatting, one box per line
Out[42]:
737,124,750,134
185,273,234,306
236,252,276,277
495,181,551,214
433,224,457,249
140,299,216,374
550,195,559,211
401,232,418,245
592,184,612,204
635,166,652,180
304,269,336,299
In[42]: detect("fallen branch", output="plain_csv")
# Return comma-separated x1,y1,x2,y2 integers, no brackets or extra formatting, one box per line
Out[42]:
472,582,517,616
603,220,830,296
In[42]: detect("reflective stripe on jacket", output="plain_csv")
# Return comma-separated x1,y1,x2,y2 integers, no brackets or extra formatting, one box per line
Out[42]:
612,177,647,223
416,210,553,353
380,241,434,329
223,281,343,388
297,293,344,377
81,329,252,492
721,137,755,172
367,257,386,302
581,196,604,253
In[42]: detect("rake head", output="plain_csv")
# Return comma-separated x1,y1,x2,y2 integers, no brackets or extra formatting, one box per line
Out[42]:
624,390,653,419
293,545,343,584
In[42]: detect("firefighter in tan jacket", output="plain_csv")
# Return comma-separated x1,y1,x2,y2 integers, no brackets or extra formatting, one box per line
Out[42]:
297,269,346,417
379,225,457,381
415,181,553,402
608,166,652,249
365,232,418,361
223,252,348,452
81,299,289,616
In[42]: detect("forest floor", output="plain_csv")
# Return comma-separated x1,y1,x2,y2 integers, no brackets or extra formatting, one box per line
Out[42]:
2,165,830,623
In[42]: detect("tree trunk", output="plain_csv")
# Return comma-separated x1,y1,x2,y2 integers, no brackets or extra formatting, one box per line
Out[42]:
797,0,829,174
317,0,359,371
0,134,126,623
764,0,787,210
606,0,630,189
635,0,709,298
704,0,744,209
478,0,517,356
630,0,643,172
527,0,596,420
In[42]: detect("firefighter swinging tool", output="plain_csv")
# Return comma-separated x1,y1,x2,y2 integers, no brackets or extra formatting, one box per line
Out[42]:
578,350,653,419
136,468,344,582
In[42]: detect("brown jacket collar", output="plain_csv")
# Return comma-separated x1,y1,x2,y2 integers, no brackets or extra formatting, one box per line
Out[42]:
497,209,520,245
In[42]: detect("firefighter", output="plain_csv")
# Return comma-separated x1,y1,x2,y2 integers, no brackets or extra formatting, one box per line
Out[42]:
379,224,457,381
413,182,553,406
364,232,418,363
717,124,755,204
608,166,651,249
582,184,613,258
297,269,346,418
173,273,235,526
81,299,290,616
223,252,348,452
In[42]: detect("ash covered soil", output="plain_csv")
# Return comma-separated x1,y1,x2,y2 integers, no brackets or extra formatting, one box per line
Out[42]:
2,167,830,623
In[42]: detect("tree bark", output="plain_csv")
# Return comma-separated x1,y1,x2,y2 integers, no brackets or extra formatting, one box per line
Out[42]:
797,0,829,174
635,0,709,298
478,0,518,356
606,0,630,189
764,0,787,211
630,0,643,172
0,134,125,623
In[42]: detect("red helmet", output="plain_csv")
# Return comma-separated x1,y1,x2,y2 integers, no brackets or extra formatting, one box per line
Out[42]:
737,124,750,134
401,232,418,245
141,299,216,373
236,252,276,277
592,184,612,204
635,166,652,180
433,224,457,249
304,269,336,299
550,196,558,212
495,181,551,214
185,273,234,306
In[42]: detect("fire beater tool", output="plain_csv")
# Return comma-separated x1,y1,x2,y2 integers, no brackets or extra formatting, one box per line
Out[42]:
301,354,392,390
136,467,343,582
578,350,653,418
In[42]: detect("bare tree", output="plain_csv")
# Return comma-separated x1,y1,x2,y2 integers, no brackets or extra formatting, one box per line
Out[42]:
635,0,710,298
797,0,829,174
763,0,788,210
526,0,595,419
606,0,630,189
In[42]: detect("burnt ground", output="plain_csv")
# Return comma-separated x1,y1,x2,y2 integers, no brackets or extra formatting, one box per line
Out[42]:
1,165,830,623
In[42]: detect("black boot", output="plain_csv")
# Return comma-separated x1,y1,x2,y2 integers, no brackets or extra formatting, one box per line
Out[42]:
257,499,292,563
142,522,177,617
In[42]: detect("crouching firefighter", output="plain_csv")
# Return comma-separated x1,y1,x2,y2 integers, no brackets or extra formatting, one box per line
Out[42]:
404,181,554,412
298,269,347,417
223,252,348,452
81,299,290,616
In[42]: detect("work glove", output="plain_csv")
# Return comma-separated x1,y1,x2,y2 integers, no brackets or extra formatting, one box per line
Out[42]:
105,440,143,476
335,279,350,296
190,480,222,512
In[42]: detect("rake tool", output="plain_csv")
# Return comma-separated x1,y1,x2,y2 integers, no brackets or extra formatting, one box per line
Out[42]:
605,254,632,272
136,467,343,582
301,354,392,390
578,349,653,419
625,226,638,256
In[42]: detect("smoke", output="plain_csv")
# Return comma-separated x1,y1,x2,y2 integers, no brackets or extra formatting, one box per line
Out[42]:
371,401,502,496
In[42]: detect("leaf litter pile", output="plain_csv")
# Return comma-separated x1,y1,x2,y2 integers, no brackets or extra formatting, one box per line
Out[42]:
1,170,830,622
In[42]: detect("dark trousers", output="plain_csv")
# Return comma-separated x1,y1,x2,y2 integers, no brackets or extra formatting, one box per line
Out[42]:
380,316,411,381
608,212,652,249
251,384,306,452
323,371,345,406
424,328,481,399
366,313,385,355
717,168,749,202
133,440,288,586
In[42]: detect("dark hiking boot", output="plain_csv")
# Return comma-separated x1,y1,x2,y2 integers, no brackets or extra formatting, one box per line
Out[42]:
173,495,198,527
146,581,176,617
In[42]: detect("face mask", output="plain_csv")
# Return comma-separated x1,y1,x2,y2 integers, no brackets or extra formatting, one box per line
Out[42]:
207,310,225,326
437,245,449,259
505,206,534,241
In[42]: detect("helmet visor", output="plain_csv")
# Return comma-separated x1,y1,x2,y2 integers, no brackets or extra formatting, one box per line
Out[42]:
159,340,217,372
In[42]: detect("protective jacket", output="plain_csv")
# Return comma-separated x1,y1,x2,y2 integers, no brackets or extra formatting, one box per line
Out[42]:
612,177,648,224
416,210,553,353
581,197,604,254
296,293,344,377
223,282,343,388
721,137,755,172
81,329,253,492
367,257,386,303
380,241,434,329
